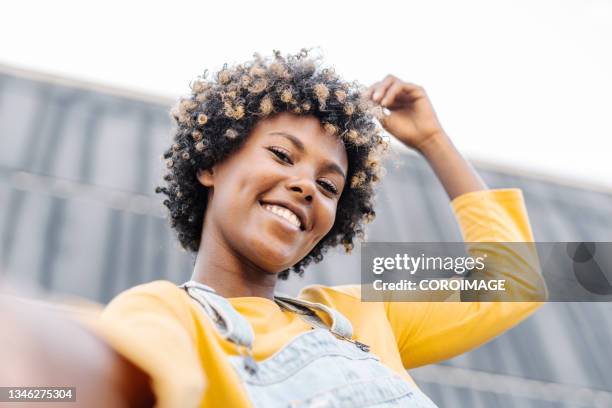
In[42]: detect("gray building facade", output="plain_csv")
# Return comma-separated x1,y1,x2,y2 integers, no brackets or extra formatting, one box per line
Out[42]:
1,66,611,407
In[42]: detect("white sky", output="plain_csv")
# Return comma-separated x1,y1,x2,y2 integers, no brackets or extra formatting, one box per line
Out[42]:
1,0,611,188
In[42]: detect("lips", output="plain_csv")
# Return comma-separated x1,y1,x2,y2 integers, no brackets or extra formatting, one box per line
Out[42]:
259,200,308,231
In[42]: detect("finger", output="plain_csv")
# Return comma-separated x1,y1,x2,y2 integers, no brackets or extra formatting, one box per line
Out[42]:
400,82,426,98
380,81,407,108
371,75,397,103
365,82,380,100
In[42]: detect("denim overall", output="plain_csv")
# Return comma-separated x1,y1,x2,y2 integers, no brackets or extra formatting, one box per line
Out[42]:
179,280,438,407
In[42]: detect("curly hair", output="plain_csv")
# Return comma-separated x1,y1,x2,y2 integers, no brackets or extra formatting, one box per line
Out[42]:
155,49,389,279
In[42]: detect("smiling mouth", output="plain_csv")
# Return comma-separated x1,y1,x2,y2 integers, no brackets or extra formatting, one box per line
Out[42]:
259,202,304,231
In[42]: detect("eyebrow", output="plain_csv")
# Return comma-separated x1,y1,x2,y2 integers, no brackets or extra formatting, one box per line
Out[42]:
268,131,347,180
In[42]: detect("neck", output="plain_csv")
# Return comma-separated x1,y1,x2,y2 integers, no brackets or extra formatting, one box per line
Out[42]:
190,223,278,300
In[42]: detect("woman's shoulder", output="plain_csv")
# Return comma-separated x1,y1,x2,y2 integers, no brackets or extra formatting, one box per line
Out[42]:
118,279,182,294
298,284,361,301
296,284,389,338
103,280,191,318
109,280,186,302
297,284,383,316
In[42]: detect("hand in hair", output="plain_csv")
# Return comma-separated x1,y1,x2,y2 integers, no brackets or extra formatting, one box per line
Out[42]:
367,75,445,152
368,75,487,199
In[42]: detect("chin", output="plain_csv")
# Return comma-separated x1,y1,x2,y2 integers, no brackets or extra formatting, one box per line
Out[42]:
245,236,301,272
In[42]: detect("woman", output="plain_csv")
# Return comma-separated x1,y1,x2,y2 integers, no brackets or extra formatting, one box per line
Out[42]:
1,50,546,407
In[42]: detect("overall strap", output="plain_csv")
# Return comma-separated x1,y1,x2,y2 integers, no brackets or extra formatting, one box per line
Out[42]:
179,280,254,349
273,294,354,340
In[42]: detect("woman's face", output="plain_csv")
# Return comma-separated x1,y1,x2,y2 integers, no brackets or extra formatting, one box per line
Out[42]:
198,112,349,274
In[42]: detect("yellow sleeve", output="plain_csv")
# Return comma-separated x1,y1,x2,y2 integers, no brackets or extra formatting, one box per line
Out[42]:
79,280,205,408
385,188,547,369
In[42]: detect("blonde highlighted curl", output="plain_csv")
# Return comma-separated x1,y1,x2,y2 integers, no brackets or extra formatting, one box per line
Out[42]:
157,49,389,279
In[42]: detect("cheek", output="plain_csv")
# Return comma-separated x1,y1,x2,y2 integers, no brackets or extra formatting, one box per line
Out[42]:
221,159,277,199
313,200,339,238
239,166,281,202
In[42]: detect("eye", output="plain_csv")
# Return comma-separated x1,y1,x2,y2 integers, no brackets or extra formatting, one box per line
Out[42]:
268,146,293,164
318,179,339,195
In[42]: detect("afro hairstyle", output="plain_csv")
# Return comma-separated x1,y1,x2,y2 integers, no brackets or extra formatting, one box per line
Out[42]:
155,49,389,279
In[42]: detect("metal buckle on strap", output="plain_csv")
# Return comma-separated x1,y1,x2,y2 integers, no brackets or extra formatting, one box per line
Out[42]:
236,344,258,375
344,338,371,353
274,298,316,316
276,298,371,353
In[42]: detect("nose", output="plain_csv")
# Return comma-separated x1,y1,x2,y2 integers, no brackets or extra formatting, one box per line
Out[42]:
287,177,315,203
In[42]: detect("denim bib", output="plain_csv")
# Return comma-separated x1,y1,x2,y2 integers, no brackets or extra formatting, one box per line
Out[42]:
180,280,438,407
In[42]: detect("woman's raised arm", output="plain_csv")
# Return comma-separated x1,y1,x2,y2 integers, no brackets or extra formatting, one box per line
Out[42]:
367,76,546,368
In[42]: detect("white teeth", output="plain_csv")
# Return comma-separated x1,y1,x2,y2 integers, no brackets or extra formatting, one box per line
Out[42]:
262,204,302,229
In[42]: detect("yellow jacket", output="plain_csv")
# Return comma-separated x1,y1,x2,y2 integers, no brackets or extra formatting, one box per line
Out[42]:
81,188,545,407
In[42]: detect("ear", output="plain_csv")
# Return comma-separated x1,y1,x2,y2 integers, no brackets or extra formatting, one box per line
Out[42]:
196,168,215,187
